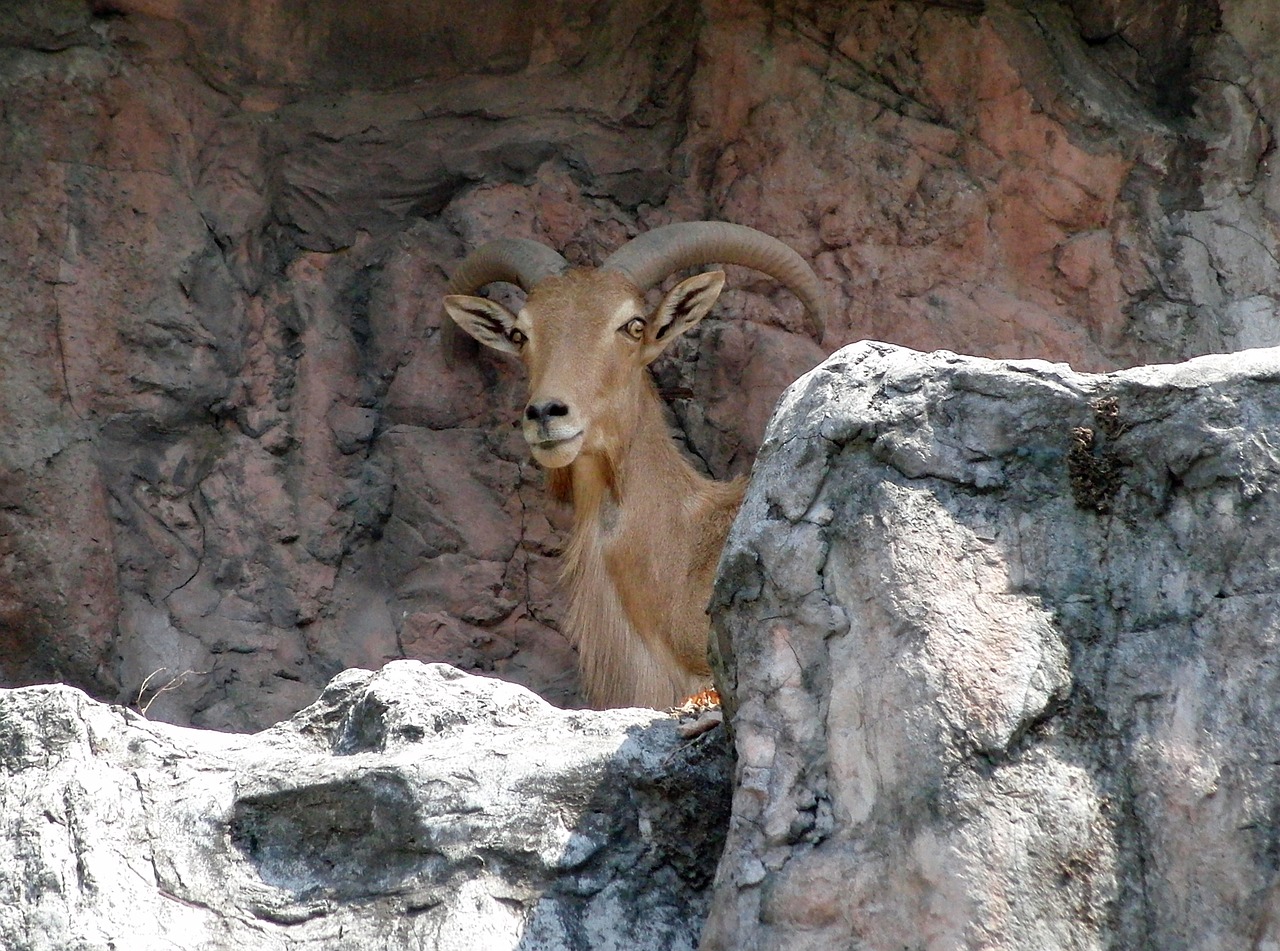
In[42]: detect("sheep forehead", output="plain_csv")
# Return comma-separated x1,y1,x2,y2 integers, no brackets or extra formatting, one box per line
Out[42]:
522,268,643,340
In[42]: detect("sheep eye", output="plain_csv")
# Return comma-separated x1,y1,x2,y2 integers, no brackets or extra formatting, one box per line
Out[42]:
508,328,527,347
621,317,646,340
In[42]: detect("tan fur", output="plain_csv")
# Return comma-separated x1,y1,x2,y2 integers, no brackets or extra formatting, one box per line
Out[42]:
446,268,750,709
561,378,746,708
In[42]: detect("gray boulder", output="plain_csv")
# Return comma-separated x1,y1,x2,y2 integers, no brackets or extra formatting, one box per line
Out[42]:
0,661,730,951
705,341,1280,950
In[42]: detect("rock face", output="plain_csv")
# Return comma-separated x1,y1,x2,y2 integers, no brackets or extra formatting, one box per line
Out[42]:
0,661,731,951
706,341,1280,949
3,0,1280,729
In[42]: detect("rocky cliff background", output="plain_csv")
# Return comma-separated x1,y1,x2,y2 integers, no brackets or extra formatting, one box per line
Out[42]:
2,0,1278,730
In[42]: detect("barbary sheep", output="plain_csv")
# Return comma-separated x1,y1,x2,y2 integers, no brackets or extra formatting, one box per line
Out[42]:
444,221,826,708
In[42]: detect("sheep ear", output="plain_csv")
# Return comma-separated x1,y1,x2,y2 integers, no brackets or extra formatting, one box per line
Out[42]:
644,271,726,362
443,295,522,355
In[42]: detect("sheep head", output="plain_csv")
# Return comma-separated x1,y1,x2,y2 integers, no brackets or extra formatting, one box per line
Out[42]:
443,222,826,470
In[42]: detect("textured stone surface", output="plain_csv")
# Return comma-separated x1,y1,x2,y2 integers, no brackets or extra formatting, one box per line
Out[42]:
705,341,1280,950
0,660,731,951
3,0,1280,728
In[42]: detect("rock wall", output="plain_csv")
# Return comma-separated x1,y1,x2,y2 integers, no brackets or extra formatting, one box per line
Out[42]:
0,661,731,951
706,341,1280,949
2,0,1279,728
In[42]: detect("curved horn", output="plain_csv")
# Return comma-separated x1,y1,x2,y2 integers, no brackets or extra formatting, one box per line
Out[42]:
601,221,827,335
448,238,570,295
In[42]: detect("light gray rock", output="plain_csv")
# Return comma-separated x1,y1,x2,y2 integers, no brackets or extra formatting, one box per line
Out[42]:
704,341,1280,950
0,661,731,951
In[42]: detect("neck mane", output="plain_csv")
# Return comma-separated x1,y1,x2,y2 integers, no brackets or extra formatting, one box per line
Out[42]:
543,377,712,708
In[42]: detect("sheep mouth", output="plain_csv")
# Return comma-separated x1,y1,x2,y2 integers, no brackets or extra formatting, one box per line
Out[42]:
528,430,583,467
531,430,582,450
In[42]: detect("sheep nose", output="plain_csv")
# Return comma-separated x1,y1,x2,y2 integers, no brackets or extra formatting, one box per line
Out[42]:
525,400,570,424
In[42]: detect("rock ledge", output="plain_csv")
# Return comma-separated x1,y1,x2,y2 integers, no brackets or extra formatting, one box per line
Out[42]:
0,661,731,951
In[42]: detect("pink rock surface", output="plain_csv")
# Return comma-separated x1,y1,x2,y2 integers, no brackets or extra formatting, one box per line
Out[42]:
1,0,1276,729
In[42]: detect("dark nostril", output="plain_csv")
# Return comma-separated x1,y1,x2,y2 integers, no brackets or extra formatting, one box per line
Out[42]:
526,400,570,423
